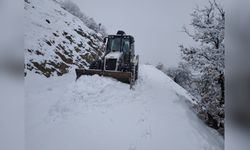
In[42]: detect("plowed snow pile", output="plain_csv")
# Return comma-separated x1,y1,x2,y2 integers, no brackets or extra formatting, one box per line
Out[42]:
25,65,223,150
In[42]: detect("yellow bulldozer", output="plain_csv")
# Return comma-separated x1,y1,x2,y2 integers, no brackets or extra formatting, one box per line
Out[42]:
75,30,139,88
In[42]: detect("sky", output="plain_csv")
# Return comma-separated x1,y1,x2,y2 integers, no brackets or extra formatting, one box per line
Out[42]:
71,0,214,67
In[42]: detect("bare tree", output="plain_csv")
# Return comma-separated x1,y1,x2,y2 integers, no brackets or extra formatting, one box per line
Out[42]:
180,0,225,135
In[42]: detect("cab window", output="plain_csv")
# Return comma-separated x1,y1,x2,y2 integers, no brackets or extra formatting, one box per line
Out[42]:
122,39,130,52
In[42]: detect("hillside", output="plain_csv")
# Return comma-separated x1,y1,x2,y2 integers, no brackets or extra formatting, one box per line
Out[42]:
25,65,223,150
24,0,104,77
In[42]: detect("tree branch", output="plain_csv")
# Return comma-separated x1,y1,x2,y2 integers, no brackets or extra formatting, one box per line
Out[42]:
182,26,194,38
213,0,225,19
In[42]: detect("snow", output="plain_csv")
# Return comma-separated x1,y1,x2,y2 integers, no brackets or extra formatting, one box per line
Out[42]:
25,64,223,150
25,0,103,76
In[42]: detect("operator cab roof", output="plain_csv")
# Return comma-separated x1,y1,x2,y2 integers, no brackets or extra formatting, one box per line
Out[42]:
108,30,134,43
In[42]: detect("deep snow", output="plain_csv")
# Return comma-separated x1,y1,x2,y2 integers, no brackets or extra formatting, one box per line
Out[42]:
25,65,223,150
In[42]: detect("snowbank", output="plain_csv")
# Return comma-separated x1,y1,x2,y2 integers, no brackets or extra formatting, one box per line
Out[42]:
25,64,223,150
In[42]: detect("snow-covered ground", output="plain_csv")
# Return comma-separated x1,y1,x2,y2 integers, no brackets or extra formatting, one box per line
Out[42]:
25,0,104,77
25,64,223,150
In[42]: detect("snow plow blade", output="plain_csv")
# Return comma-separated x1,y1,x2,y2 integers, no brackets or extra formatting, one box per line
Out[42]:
75,69,132,84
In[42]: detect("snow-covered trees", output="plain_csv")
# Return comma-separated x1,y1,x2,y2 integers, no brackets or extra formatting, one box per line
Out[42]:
179,0,225,134
156,62,164,71
164,65,190,86
60,0,83,18
60,0,107,36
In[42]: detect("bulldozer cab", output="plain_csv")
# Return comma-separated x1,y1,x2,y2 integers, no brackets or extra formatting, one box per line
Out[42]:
105,34,135,57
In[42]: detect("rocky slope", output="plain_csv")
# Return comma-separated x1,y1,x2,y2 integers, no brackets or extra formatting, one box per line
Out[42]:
24,0,104,77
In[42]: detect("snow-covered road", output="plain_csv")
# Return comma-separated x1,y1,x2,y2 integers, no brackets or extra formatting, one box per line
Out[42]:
25,65,223,150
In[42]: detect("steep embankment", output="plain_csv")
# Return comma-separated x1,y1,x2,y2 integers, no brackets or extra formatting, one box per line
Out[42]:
24,0,104,77
25,65,223,150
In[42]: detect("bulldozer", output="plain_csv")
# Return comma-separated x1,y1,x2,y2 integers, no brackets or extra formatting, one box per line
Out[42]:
75,30,139,88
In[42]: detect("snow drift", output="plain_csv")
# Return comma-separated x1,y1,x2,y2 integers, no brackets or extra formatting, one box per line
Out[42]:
25,64,223,150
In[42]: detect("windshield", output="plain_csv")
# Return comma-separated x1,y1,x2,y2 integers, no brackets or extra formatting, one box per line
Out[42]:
122,38,130,52
106,37,130,53
107,37,121,52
